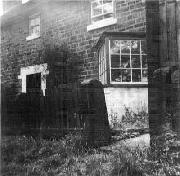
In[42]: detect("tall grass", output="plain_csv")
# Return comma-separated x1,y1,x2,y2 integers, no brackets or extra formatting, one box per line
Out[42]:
1,131,180,176
110,106,149,130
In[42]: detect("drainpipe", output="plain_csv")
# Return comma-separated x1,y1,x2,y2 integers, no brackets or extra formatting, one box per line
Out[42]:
175,0,180,138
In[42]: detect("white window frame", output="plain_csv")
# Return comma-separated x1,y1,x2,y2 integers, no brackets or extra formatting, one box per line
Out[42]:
87,0,117,31
18,63,49,96
98,37,148,85
22,0,30,4
26,14,40,41
99,44,107,84
109,39,148,84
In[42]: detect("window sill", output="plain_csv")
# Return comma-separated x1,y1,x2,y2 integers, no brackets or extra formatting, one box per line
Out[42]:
26,34,40,41
102,83,148,88
87,18,117,32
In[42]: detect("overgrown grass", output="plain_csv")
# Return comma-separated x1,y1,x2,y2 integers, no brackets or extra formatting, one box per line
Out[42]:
1,131,180,176
110,106,149,130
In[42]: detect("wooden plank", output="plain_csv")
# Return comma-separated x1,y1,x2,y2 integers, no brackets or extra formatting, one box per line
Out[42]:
176,1,180,65
166,1,178,64
159,3,168,65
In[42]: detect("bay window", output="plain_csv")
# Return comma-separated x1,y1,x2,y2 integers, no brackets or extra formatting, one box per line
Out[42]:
98,32,148,85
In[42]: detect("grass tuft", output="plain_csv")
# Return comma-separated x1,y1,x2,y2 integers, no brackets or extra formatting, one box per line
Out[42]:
1,131,180,176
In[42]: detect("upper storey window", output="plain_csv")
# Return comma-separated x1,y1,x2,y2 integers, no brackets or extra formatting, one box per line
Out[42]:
91,0,113,23
87,0,117,31
26,14,40,41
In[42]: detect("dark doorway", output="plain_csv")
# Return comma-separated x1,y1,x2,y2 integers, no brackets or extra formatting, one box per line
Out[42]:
25,73,41,129
26,73,41,93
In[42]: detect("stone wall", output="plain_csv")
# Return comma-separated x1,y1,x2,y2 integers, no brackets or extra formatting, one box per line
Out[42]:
1,0,146,93
1,0,148,125
104,87,148,122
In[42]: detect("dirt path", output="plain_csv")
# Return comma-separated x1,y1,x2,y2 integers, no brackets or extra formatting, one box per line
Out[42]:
123,133,150,148
101,134,150,151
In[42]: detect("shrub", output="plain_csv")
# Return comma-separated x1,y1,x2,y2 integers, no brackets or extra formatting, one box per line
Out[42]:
121,106,149,129
110,111,123,129
110,105,149,130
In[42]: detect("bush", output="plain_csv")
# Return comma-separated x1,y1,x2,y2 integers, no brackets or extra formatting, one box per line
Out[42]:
110,106,149,130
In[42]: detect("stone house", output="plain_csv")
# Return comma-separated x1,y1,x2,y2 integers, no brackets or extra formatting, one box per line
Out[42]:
1,0,148,128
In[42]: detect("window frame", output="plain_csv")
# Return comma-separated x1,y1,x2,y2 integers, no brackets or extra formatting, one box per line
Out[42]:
97,32,148,87
22,0,31,4
18,63,49,96
91,0,114,23
26,13,41,41
87,0,117,31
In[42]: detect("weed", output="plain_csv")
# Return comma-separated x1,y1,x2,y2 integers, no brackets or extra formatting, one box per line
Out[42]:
1,131,179,176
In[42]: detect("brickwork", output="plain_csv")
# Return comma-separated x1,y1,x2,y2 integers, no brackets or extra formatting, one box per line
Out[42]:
1,0,146,94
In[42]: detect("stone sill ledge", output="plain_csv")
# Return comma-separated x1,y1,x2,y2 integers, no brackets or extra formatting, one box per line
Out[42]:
26,34,40,41
87,18,117,32
103,83,148,88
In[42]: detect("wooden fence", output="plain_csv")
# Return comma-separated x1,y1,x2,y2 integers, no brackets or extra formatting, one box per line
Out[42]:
2,83,83,136
2,80,111,145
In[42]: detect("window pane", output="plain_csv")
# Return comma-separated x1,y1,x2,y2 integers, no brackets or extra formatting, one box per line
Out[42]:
111,55,120,68
110,40,120,54
142,69,148,82
103,3,113,14
103,0,112,3
92,1,102,8
122,69,131,82
121,40,131,54
131,40,140,54
92,1,102,16
32,26,40,35
93,7,102,16
132,69,141,82
104,13,113,19
131,55,140,68
31,27,36,35
30,18,35,26
92,16,104,22
142,55,147,68
121,55,130,68
111,69,122,82
141,40,147,54
35,17,40,25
